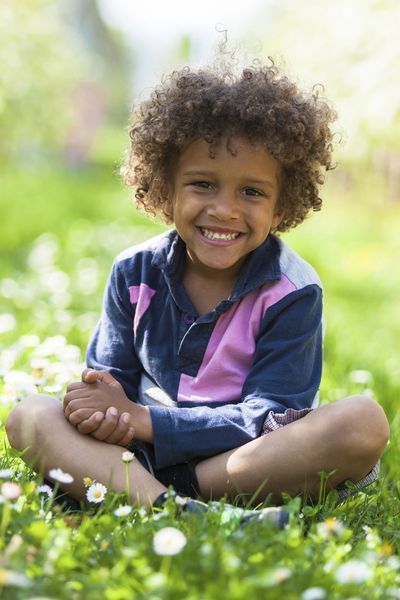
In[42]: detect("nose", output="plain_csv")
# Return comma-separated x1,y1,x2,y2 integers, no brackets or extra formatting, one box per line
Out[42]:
206,190,239,221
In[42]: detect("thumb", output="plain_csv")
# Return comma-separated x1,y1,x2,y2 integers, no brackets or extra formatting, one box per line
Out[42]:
81,368,100,383
82,369,121,387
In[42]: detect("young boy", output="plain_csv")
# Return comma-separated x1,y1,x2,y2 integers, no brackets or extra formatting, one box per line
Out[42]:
6,60,389,512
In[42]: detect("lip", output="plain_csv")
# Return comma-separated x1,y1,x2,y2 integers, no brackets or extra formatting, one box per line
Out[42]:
196,225,244,234
196,226,244,245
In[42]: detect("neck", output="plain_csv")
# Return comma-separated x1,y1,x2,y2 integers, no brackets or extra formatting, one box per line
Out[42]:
185,251,244,285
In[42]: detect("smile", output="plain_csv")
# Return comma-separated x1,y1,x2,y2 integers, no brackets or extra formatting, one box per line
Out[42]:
199,227,241,241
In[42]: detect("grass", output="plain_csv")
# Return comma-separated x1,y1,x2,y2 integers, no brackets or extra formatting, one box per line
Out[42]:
1,163,400,598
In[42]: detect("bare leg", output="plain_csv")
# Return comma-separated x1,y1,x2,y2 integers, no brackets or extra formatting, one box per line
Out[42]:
5,395,166,507
195,396,389,503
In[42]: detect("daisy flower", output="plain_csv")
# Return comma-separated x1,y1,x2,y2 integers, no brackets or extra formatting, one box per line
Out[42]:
37,484,53,498
317,517,345,538
349,370,373,384
334,559,373,584
83,477,93,488
0,469,14,479
1,482,22,500
152,527,187,556
114,505,132,517
274,567,292,583
301,588,327,600
48,468,74,484
86,482,107,504
0,569,30,589
121,451,135,463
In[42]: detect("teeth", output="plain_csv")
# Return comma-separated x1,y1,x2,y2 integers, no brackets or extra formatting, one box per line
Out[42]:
200,228,240,241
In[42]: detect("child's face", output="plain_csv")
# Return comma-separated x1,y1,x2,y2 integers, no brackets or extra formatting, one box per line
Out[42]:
170,136,282,279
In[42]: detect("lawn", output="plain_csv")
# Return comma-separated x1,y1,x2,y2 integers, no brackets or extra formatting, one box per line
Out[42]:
0,163,400,599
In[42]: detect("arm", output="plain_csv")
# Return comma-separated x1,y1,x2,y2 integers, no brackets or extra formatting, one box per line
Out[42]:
64,260,144,442
86,259,143,398
149,285,323,468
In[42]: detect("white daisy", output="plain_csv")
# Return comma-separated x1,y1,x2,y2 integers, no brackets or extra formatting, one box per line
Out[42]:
0,314,16,334
317,517,345,538
4,370,37,395
0,469,14,479
121,451,135,463
0,569,30,589
48,468,74,484
335,559,373,584
349,370,373,384
86,482,107,504
301,587,327,600
274,567,292,583
114,505,132,517
152,527,187,556
37,484,53,498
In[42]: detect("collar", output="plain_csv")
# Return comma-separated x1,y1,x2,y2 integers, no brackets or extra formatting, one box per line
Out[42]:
152,229,282,304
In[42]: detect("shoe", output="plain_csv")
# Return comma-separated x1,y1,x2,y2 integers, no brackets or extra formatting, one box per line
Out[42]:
153,490,289,529
41,479,82,512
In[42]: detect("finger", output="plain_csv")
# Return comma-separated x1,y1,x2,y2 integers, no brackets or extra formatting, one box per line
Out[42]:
68,408,99,426
64,387,92,408
118,427,135,448
81,368,101,383
90,407,119,441
64,397,98,419
76,412,104,434
82,369,122,389
102,412,131,445
66,381,88,393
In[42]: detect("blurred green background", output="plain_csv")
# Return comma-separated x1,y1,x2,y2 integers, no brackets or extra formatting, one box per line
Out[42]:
1,0,399,425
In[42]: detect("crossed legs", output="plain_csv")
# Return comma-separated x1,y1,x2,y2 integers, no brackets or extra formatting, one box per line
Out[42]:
5,395,166,506
196,396,389,502
5,394,389,507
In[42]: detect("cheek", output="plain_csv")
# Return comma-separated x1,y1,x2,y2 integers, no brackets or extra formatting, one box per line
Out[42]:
174,194,202,220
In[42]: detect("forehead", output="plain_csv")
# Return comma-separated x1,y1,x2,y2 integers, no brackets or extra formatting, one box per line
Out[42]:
175,137,280,181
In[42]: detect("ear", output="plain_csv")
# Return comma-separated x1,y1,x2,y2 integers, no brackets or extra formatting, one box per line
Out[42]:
271,209,284,230
162,183,174,223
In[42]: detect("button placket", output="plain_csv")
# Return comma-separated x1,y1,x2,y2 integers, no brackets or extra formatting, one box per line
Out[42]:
183,313,195,325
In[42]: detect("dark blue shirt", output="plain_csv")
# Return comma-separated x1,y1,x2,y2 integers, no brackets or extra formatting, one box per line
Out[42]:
87,230,323,468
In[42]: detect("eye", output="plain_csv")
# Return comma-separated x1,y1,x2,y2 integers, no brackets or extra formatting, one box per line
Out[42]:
243,187,264,197
188,181,214,190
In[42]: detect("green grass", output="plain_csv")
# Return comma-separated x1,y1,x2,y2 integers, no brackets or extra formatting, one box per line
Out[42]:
1,164,400,598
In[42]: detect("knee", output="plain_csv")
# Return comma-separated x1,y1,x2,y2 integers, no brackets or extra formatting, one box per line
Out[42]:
339,395,390,467
6,394,63,452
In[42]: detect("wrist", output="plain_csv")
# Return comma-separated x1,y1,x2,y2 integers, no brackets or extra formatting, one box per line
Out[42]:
130,403,153,443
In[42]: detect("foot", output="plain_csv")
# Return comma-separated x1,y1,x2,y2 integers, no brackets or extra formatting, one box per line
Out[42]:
153,490,289,529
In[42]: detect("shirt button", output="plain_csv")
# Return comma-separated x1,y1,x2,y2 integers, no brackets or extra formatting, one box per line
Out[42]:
183,313,195,325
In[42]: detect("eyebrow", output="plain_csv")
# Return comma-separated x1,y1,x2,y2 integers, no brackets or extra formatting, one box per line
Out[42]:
181,170,215,177
181,170,276,188
244,177,276,189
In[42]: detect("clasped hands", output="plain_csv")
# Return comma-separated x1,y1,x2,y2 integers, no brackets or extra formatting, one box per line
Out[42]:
63,369,153,447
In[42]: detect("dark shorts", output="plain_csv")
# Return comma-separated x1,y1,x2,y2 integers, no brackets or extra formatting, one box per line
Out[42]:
127,441,201,498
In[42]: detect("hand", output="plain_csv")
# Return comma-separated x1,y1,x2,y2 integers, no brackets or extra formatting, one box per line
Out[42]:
64,369,153,443
64,369,132,418
68,404,135,447
87,407,136,446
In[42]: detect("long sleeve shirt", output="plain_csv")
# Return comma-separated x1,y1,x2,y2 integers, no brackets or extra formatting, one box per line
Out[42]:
87,230,323,469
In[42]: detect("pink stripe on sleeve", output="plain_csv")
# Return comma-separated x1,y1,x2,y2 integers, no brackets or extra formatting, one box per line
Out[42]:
129,284,156,333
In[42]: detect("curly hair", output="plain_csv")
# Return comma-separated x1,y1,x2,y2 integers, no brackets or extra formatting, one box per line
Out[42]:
121,59,337,232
